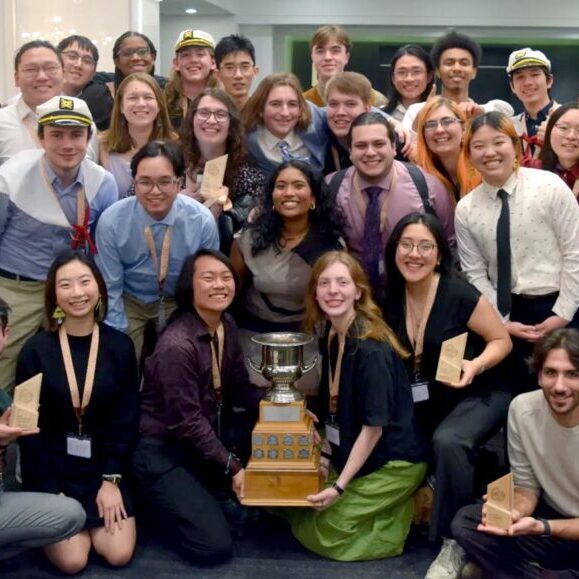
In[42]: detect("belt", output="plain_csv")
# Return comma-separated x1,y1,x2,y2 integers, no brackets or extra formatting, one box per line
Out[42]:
0,268,38,282
514,291,558,301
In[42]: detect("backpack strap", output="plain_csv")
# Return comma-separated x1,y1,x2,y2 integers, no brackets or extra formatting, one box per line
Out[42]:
403,162,437,217
327,168,349,199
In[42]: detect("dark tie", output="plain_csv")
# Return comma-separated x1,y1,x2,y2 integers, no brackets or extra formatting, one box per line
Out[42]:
362,186,382,296
496,188,512,316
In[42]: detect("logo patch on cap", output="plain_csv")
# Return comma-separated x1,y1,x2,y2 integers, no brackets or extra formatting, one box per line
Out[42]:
59,98,74,111
183,30,193,40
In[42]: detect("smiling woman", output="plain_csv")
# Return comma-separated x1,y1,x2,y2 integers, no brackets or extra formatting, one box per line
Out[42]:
99,73,176,197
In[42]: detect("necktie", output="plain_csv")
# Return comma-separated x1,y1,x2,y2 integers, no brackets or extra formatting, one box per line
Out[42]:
362,186,382,297
496,188,512,316
278,140,293,163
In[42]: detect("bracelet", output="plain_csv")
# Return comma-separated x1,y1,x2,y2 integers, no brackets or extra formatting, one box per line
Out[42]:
320,451,332,460
102,474,122,485
225,452,238,476
537,517,551,537
332,482,345,495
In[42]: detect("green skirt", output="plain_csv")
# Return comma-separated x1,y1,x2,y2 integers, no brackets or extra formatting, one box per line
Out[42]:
283,460,427,561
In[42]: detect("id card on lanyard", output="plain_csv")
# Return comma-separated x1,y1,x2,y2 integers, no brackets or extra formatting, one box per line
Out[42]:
59,324,99,458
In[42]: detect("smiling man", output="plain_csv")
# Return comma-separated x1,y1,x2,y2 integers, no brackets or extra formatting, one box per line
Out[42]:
0,96,118,392
328,112,453,298
452,328,579,578
507,48,558,161
95,141,218,358
303,25,387,108
164,29,217,129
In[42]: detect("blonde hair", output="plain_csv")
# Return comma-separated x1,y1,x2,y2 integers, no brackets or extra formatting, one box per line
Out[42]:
304,251,408,358
415,96,480,200
104,72,175,153
241,73,311,133
324,71,372,105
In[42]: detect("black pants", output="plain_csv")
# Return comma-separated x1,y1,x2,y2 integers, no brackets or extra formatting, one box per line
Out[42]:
509,293,579,395
452,502,579,578
132,438,235,564
429,391,510,540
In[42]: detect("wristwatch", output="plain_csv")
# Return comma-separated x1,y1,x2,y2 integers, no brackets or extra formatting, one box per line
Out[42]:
536,517,551,537
102,474,122,485
332,482,345,495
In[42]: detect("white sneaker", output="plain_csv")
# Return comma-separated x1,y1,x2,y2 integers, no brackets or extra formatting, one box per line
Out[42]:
425,538,466,579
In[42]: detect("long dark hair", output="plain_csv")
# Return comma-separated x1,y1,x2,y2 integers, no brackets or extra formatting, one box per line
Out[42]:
180,88,246,194
45,250,108,331
383,212,454,324
384,44,433,116
173,249,238,316
248,160,344,256
539,102,579,172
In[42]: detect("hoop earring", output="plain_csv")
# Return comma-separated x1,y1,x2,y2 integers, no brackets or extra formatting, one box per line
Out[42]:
52,306,66,324
310,201,316,210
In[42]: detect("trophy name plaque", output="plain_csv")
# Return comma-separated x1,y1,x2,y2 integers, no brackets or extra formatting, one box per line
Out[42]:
9,373,42,430
485,472,514,530
242,332,321,506
435,332,468,384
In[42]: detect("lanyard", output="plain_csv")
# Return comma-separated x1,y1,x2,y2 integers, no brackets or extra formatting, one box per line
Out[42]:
327,314,355,414
59,324,100,435
331,146,342,172
210,322,225,396
144,225,172,295
353,164,398,234
405,274,439,372
40,162,95,253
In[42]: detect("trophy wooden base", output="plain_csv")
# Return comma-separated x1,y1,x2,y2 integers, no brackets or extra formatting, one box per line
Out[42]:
242,399,321,506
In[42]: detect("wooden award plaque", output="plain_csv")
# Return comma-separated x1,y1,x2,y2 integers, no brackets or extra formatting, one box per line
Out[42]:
9,373,42,430
485,472,513,530
241,399,321,506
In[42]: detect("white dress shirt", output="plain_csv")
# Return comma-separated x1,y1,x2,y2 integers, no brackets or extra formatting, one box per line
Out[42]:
254,125,309,164
455,167,579,321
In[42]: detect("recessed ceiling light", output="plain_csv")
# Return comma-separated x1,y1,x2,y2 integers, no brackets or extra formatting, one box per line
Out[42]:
185,8,197,14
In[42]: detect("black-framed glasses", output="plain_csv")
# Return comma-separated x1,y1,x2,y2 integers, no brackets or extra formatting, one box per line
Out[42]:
397,240,437,256
194,108,230,122
134,177,180,194
61,51,96,67
423,117,462,133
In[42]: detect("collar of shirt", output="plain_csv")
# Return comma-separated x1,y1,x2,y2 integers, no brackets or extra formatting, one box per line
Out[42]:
183,309,224,343
525,99,553,126
16,95,37,121
43,156,83,194
135,195,179,227
480,170,518,200
257,125,300,151
355,162,396,193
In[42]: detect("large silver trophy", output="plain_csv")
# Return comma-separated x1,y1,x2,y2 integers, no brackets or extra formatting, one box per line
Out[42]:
241,332,321,506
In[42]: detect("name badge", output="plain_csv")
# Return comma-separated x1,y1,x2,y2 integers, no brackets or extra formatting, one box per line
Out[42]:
67,434,92,458
325,422,340,446
410,375,430,403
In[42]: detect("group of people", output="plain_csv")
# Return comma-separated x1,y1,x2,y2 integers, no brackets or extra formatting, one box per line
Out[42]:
0,20,577,579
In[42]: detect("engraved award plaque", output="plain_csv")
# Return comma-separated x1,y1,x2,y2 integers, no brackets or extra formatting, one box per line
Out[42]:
9,373,42,430
485,472,514,530
241,332,321,506
435,332,468,384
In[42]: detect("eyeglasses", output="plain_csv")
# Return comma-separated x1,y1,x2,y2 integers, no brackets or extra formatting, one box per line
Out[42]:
393,68,426,80
219,63,254,76
61,51,96,67
423,117,462,133
397,240,437,256
118,46,151,59
553,123,579,137
194,108,230,122
18,64,62,78
134,177,180,194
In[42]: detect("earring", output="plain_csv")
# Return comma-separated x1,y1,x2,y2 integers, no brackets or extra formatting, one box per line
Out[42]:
310,201,316,211
95,297,103,317
52,306,66,324
513,157,519,170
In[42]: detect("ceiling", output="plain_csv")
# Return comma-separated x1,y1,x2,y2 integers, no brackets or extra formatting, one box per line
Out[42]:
159,0,231,17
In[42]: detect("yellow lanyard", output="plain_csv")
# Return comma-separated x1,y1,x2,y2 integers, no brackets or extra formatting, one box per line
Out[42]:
327,314,356,414
210,323,225,394
59,324,100,436
405,274,439,372
143,225,172,296
40,162,87,227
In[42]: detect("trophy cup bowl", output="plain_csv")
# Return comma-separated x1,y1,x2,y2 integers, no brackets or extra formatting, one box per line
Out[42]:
248,332,317,404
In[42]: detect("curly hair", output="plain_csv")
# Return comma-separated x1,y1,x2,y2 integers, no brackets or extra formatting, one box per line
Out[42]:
180,88,247,196
303,250,408,357
430,30,482,69
247,160,344,256
103,72,175,154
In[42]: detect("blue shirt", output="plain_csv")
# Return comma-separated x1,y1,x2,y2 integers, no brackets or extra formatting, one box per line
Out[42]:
0,156,118,280
95,194,219,331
